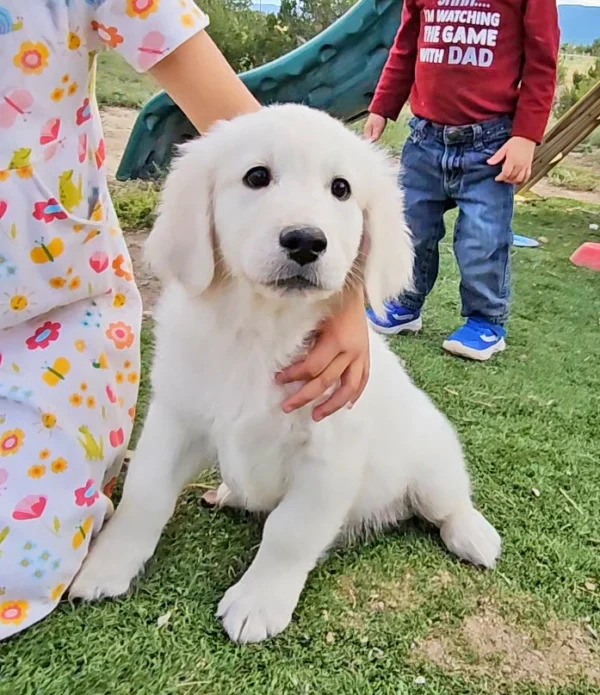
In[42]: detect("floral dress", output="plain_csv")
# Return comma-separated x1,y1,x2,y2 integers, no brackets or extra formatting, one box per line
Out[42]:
0,0,207,639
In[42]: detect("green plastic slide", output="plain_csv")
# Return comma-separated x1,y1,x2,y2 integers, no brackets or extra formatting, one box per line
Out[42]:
116,0,402,180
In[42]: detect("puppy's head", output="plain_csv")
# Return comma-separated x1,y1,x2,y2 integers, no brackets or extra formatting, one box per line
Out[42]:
146,104,413,314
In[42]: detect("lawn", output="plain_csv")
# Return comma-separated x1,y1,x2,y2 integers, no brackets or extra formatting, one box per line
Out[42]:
547,160,600,194
1,199,599,695
96,52,158,109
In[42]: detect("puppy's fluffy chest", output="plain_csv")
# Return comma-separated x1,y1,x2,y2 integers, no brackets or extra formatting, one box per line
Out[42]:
154,286,337,510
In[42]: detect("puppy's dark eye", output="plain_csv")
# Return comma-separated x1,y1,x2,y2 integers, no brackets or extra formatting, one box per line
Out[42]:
331,177,351,201
243,166,272,189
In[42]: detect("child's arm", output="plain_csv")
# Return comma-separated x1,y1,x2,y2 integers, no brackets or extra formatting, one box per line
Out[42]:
364,0,420,141
489,0,560,185
149,31,260,133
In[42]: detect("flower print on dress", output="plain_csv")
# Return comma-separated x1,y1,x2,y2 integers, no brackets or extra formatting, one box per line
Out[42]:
74,479,99,507
0,601,29,627
0,429,25,457
91,21,124,48
106,322,135,350
27,465,46,479
127,0,160,19
13,41,50,75
26,321,61,351
51,457,68,474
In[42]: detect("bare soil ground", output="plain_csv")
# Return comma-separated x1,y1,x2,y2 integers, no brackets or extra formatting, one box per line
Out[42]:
104,107,139,181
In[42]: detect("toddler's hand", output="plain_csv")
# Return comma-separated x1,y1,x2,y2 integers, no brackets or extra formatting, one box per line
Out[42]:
364,114,387,143
487,136,536,185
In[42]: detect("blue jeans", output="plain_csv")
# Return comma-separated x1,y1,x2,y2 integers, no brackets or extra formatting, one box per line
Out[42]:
399,116,514,326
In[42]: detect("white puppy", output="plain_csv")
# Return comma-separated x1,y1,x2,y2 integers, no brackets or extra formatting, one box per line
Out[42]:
70,105,501,642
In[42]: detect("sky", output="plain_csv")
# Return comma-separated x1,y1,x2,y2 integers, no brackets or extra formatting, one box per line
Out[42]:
557,0,600,6
257,0,600,8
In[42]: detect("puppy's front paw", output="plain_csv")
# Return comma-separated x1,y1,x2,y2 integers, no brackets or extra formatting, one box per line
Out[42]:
69,536,144,601
217,574,302,643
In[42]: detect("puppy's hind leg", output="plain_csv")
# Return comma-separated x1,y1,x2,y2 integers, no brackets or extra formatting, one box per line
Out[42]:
409,435,501,569
70,401,214,600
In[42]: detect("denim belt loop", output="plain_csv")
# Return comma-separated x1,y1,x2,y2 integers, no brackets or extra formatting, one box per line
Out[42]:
414,117,428,142
473,124,484,152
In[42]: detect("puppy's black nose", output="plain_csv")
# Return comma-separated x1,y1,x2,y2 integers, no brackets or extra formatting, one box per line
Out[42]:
279,227,327,266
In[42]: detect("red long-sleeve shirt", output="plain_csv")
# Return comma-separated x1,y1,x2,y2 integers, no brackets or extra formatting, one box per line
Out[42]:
369,0,560,143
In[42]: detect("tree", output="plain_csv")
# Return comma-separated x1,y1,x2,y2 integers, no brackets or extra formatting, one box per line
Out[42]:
554,59,600,118
194,0,357,73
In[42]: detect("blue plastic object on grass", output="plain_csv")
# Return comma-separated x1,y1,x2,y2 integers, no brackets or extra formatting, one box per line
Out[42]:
513,235,540,248
116,0,403,181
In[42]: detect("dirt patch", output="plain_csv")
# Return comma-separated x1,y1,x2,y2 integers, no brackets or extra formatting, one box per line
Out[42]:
102,106,139,181
100,108,160,312
366,573,418,613
531,180,600,206
124,228,161,313
337,572,420,617
411,603,600,687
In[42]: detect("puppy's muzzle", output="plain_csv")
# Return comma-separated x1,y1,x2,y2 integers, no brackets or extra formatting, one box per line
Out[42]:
279,226,327,267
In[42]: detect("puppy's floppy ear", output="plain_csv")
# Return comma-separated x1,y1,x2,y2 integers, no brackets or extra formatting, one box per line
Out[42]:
145,134,218,295
362,148,414,317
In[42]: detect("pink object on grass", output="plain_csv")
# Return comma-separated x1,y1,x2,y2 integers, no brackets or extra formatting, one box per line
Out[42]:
570,242,600,272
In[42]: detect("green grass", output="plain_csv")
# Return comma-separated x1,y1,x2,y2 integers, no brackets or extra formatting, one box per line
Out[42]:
110,181,161,230
350,110,411,151
559,54,596,83
2,199,600,694
96,51,158,109
547,164,600,192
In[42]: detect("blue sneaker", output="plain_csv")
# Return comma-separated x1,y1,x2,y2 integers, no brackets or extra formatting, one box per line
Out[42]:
366,301,422,335
442,318,506,361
